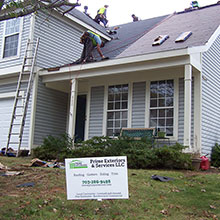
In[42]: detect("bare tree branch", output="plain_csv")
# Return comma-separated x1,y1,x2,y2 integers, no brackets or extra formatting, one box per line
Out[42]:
0,0,80,21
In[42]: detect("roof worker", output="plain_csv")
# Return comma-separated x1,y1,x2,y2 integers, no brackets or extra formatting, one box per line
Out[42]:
83,5,92,19
131,14,139,22
191,1,199,8
77,30,108,64
94,5,109,27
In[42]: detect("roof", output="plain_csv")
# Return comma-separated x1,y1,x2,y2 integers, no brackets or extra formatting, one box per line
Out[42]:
94,15,168,59
117,3,220,59
46,3,220,71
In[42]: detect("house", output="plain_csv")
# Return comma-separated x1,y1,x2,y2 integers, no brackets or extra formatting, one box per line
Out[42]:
1,3,220,156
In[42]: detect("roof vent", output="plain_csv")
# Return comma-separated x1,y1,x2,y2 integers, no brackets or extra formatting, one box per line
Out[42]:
152,35,169,46
175,31,192,42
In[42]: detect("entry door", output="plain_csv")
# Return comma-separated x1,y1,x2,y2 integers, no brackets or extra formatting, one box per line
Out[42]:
75,95,87,142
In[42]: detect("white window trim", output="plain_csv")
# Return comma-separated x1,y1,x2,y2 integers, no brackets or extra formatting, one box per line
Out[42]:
147,78,178,141
1,17,23,60
105,83,130,137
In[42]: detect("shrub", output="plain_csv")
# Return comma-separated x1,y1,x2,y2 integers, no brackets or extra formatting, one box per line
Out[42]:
32,135,192,170
211,143,220,167
153,143,192,169
32,133,73,161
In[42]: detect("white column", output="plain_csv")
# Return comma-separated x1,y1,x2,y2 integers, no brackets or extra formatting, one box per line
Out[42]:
193,71,202,153
68,78,78,139
184,64,192,149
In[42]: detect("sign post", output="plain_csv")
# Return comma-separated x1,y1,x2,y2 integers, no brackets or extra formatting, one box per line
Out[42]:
65,156,129,200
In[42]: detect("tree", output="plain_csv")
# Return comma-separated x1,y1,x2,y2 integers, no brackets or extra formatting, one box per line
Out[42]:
0,0,81,21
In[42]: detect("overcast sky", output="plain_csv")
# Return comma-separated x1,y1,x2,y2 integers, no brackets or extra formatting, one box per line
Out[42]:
75,0,218,26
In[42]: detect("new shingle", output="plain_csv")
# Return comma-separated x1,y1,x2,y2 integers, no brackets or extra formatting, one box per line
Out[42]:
117,4,220,59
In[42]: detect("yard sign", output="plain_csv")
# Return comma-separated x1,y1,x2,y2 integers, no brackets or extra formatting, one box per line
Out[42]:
65,156,129,200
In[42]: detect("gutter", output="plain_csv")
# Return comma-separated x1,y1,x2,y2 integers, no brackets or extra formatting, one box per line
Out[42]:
40,47,194,77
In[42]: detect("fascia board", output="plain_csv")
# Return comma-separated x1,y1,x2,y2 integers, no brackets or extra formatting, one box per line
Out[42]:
42,56,190,83
40,48,190,77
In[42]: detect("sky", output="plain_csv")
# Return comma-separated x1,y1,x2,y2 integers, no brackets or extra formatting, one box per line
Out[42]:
74,0,218,26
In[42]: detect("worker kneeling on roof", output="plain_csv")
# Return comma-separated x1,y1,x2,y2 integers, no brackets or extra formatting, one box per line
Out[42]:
78,30,107,64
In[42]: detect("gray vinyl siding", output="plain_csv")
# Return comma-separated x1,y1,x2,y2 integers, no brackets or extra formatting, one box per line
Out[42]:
88,86,104,138
178,78,194,146
34,78,68,145
201,34,220,155
0,15,31,69
132,82,146,128
0,82,31,148
34,11,83,68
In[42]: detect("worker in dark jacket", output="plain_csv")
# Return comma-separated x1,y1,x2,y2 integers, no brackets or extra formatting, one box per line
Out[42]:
132,14,139,22
94,5,109,27
77,30,107,64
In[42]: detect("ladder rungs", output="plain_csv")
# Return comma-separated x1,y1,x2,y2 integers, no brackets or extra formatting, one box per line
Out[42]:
16,96,25,100
20,80,29,83
15,114,23,117
22,71,31,75
6,38,39,155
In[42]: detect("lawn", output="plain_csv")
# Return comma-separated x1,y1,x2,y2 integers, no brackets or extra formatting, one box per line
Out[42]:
0,156,220,220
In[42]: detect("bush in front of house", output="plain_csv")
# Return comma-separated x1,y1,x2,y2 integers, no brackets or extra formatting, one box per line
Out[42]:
33,135,192,169
211,143,220,167
32,133,73,161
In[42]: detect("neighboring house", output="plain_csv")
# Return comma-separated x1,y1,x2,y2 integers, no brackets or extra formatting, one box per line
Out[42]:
1,3,220,156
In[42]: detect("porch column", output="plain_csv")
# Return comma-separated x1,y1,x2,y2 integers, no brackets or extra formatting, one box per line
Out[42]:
68,78,78,139
194,71,202,153
184,64,192,149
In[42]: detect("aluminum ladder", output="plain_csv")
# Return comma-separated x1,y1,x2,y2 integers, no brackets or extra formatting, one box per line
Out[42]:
5,38,40,157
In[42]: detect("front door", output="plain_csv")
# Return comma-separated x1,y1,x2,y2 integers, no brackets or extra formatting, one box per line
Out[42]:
75,95,87,142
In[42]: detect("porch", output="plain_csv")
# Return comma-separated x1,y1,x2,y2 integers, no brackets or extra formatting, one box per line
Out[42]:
37,50,202,153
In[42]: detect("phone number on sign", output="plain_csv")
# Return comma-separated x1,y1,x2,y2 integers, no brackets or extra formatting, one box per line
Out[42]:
82,180,111,185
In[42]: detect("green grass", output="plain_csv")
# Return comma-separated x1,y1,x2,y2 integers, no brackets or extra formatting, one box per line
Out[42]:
0,157,220,220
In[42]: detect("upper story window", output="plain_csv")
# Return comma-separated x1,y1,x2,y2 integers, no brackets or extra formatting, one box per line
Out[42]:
107,84,128,137
2,18,21,58
149,80,174,136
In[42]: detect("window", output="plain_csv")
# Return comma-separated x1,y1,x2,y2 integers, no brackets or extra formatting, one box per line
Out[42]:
107,84,128,137
3,18,21,58
149,80,174,136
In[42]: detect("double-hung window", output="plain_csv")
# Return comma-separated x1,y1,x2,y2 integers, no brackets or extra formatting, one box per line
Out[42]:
149,80,174,136
107,84,128,137
3,18,21,58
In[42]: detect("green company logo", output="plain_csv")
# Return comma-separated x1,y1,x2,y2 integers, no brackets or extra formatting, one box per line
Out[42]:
69,160,88,169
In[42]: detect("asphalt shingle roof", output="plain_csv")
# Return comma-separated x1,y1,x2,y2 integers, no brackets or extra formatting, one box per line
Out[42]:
117,4,220,59
97,15,168,59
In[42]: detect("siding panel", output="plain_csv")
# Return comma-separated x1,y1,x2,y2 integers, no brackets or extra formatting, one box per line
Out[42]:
88,86,104,138
34,11,83,68
201,34,220,155
34,78,68,145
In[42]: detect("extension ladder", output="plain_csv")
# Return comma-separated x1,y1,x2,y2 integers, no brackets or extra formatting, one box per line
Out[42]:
5,38,40,157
